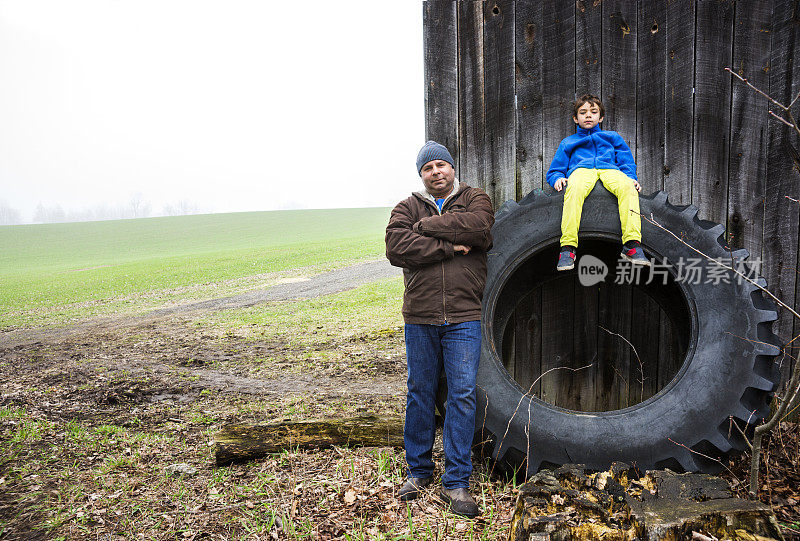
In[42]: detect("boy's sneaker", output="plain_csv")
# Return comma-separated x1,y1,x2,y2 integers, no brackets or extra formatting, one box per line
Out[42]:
557,249,576,271
622,245,651,266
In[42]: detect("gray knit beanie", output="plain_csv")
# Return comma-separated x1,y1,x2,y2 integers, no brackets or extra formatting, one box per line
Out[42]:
416,140,455,175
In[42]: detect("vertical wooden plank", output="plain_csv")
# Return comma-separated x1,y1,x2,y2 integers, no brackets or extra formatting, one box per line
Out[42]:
629,290,661,405
727,1,772,256
692,0,734,226
511,303,527,384
664,0,695,204
573,282,598,411
637,1,667,190
576,0,602,96
515,289,542,396
658,311,682,390
767,0,800,388
501,310,516,379
458,1,486,193
541,0,576,189
515,1,544,194
540,276,575,408
424,1,459,161
599,2,636,411
483,0,517,205
601,0,638,148
596,281,632,411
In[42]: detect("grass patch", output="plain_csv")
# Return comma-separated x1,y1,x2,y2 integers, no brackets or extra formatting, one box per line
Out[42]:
0,208,390,325
200,276,405,346
0,399,518,539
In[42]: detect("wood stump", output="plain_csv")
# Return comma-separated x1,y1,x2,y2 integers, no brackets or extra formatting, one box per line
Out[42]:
509,464,784,541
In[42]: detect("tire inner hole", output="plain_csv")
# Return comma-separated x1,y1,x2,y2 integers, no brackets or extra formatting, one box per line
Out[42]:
495,238,691,413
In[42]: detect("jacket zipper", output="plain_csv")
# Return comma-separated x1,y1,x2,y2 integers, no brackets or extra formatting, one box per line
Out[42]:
441,260,447,324
440,197,447,323
421,191,455,325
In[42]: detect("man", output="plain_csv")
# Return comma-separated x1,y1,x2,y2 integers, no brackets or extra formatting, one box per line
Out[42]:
385,140,494,518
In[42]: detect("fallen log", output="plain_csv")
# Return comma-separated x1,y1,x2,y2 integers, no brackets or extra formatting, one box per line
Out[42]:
214,415,404,465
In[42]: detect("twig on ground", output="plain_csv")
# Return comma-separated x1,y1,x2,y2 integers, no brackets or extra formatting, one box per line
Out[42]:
691,531,718,541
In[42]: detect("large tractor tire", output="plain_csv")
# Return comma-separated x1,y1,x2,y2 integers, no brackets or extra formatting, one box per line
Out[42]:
473,185,781,475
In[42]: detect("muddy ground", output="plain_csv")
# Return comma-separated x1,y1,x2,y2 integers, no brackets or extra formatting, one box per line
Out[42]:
2,260,407,425
0,260,520,540
0,259,797,540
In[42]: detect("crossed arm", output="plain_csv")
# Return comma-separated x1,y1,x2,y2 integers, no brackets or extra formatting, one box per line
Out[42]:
385,191,494,269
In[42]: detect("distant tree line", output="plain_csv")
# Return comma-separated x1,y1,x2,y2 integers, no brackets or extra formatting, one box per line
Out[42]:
0,200,22,225
0,195,202,225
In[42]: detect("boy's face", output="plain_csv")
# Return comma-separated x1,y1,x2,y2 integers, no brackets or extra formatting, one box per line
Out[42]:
573,101,603,130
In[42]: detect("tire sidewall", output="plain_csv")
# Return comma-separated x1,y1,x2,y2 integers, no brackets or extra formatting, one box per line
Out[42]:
477,186,765,471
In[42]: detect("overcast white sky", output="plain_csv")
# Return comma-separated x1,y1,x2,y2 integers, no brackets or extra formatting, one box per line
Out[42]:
0,1,425,221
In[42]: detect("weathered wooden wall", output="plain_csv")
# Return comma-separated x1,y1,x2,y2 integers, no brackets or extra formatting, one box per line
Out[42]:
423,0,800,404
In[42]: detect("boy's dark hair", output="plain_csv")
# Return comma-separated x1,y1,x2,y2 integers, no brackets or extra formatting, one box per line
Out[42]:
573,94,605,119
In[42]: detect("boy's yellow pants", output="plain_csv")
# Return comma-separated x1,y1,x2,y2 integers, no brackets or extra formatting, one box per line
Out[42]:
560,168,641,248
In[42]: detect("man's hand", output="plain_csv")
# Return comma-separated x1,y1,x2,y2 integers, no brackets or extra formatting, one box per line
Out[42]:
553,178,567,192
633,179,641,192
453,244,471,255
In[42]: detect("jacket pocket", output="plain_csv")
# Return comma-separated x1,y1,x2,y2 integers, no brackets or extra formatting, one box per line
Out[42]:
405,269,421,291
463,266,482,290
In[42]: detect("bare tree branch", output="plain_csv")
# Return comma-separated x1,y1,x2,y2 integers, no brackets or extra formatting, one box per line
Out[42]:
667,438,743,484
636,209,800,324
728,417,753,451
785,108,800,140
492,363,594,475
769,110,795,128
789,88,800,109
725,68,787,110
599,325,645,403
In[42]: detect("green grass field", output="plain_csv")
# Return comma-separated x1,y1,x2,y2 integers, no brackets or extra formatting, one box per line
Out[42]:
0,208,391,325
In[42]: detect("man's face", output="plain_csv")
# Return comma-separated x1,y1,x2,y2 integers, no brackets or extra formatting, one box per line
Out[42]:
573,101,603,130
420,159,455,197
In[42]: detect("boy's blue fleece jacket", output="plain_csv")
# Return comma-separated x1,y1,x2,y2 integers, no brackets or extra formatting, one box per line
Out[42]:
545,125,637,187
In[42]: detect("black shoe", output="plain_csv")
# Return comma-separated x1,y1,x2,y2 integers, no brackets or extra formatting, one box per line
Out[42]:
398,477,432,501
437,487,480,518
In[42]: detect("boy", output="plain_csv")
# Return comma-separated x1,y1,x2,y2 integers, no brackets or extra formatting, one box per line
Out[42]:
546,94,650,271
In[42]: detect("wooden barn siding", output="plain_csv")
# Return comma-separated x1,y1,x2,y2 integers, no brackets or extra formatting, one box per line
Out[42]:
768,0,800,390
423,1,458,165
422,0,800,393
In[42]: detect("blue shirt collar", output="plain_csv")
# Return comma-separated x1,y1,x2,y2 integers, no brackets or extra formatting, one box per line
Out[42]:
576,125,602,136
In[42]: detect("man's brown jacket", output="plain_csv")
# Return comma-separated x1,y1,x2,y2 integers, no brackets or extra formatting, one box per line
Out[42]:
385,180,494,324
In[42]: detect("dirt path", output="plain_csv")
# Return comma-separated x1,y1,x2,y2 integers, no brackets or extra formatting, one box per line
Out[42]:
1,258,407,427
2,258,402,348
152,258,402,314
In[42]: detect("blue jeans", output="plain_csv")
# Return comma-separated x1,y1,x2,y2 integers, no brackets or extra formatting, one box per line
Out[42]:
404,320,481,489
